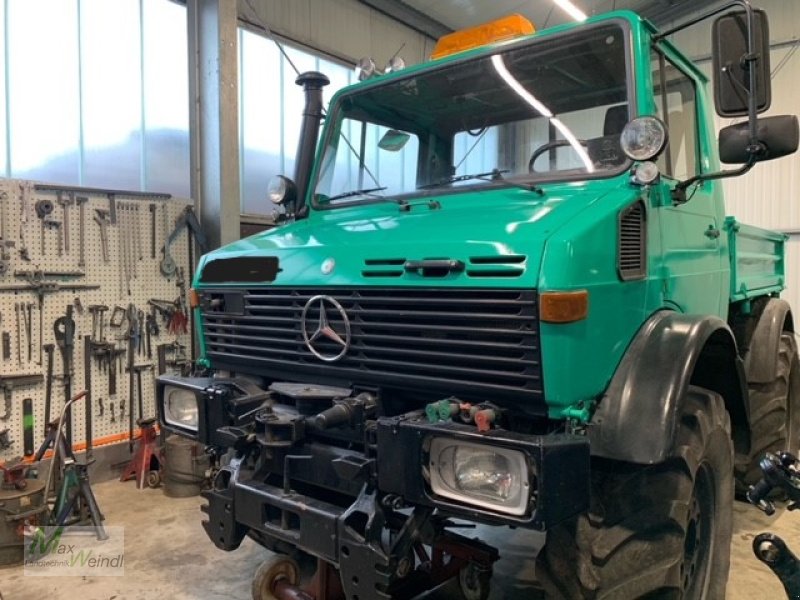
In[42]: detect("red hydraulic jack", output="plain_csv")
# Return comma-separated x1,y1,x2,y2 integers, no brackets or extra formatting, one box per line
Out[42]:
120,417,162,489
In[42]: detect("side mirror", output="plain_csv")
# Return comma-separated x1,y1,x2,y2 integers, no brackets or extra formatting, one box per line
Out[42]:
719,115,799,164
711,9,771,117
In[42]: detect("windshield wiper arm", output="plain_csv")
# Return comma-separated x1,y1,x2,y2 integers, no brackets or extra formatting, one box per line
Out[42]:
326,186,388,201
418,169,509,189
418,168,544,195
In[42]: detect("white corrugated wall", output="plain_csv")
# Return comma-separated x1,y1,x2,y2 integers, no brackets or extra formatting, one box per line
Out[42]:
669,0,800,313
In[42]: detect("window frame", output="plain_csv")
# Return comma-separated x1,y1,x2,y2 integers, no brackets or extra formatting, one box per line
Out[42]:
650,47,701,181
311,18,639,211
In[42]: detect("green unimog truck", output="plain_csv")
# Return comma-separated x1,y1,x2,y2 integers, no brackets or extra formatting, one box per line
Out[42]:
158,1,800,597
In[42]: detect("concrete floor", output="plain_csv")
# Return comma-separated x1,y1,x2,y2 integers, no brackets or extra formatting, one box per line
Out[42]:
0,479,795,600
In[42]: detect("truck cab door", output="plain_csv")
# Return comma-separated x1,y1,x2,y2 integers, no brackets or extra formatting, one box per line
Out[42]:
650,49,725,316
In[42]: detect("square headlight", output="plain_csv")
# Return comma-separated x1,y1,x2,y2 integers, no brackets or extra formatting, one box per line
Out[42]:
428,437,531,516
162,385,200,432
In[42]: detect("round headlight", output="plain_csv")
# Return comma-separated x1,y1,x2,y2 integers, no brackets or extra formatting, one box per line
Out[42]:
631,160,661,185
620,116,669,161
267,176,287,204
266,175,297,206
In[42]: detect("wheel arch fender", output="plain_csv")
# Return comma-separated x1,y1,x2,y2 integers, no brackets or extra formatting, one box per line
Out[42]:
587,310,749,464
742,297,795,384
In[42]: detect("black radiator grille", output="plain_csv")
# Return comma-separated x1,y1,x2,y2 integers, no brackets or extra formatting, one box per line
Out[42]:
201,288,543,404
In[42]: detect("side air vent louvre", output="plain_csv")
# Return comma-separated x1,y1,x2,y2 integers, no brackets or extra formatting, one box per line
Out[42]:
618,200,647,281
467,254,526,278
469,255,526,265
361,255,528,278
362,258,406,277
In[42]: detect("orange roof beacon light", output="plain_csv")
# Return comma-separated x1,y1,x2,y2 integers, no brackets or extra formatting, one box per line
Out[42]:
430,14,536,60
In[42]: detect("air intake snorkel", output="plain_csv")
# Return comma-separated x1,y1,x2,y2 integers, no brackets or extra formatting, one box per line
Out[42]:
293,71,330,218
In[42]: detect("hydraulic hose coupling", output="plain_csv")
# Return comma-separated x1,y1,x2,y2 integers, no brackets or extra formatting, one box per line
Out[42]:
425,398,467,423
474,408,497,433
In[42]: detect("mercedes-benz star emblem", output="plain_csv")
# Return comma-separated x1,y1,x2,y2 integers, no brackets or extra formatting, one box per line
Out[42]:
301,295,351,362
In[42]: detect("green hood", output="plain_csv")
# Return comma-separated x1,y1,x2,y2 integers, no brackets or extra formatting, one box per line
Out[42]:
196,181,622,289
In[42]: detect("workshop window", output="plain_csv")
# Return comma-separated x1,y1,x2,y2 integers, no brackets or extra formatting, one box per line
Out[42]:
2,0,190,196
238,28,354,215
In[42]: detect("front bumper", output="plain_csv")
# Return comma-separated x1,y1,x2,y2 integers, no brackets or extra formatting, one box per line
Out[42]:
157,375,590,595
204,416,589,559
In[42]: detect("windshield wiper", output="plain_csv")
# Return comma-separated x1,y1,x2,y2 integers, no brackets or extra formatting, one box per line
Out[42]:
418,169,508,189
418,168,543,195
326,186,388,202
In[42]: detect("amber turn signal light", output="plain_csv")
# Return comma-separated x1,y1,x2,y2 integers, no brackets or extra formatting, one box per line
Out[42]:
539,290,589,323
188,288,200,309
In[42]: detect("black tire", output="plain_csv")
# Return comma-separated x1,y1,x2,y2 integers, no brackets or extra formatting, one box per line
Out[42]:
736,333,800,491
536,386,733,599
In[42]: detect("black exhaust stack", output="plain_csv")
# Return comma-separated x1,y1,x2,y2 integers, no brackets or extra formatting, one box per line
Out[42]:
293,71,330,217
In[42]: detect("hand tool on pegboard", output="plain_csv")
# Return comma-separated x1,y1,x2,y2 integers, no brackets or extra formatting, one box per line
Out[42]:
0,275,100,364
0,190,14,276
76,195,88,267
53,305,76,449
83,335,93,459
24,302,32,362
93,209,111,263
0,428,12,450
87,304,108,341
14,302,21,365
0,373,43,422
34,198,54,255
42,344,54,436
56,191,74,255
149,203,157,259
127,332,135,452
134,204,143,261
17,183,31,262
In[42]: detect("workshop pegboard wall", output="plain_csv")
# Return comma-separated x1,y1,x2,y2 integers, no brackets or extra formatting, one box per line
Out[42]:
0,178,194,462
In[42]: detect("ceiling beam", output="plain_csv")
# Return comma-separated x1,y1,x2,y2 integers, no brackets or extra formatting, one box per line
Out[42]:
638,0,722,26
358,0,452,40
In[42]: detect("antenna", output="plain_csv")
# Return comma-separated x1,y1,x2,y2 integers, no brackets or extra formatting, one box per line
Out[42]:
242,0,300,76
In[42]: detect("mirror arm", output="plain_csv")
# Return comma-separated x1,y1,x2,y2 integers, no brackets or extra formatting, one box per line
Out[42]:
654,0,760,149
670,156,757,205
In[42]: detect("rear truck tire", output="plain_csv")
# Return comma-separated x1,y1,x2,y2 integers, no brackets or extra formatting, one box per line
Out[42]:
536,386,733,599
735,333,800,492
251,554,300,600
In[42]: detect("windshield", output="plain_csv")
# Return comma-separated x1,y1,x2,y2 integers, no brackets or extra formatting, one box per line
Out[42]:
314,23,631,207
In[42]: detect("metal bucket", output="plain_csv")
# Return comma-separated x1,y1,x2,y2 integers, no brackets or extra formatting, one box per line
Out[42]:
0,479,47,566
163,435,209,498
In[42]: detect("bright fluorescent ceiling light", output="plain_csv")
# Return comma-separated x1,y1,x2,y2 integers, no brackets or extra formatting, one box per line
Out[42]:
554,0,587,22
491,55,594,172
